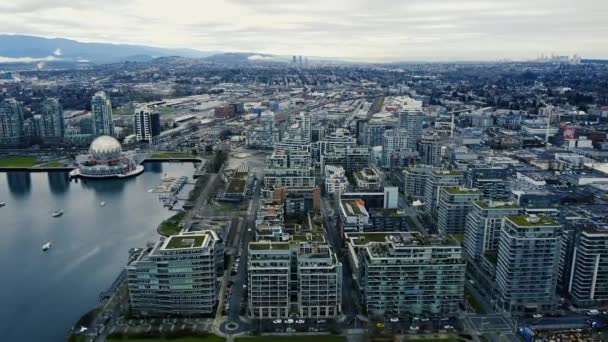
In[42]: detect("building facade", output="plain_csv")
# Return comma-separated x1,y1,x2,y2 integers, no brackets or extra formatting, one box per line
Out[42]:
346,232,465,317
568,228,608,308
91,91,114,136
495,215,562,314
0,98,24,146
126,231,224,316
40,98,64,143
436,187,482,236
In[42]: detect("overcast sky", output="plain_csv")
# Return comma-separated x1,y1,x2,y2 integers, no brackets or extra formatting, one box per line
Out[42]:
1,0,607,62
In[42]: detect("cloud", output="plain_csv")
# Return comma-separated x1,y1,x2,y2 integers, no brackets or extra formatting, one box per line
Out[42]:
0,55,60,63
0,0,606,61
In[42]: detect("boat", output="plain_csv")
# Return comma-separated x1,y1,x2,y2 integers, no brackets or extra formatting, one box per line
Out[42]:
52,210,63,217
100,201,106,207
42,242,51,251
0,202,5,207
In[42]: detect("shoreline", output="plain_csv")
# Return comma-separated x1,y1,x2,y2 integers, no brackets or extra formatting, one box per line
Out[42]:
0,157,203,173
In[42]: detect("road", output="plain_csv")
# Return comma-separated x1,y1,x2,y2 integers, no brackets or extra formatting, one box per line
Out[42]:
217,175,262,335
319,195,363,328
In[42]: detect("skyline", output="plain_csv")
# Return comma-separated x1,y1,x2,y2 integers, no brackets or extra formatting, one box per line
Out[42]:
0,0,607,62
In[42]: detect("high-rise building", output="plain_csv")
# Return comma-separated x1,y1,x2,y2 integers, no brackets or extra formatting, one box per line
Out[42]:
91,91,114,136
297,243,342,318
463,200,522,261
248,242,292,318
134,106,161,144
381,129,407,169
402,165,434,199
346,231,465,317
466,165,511,200
248,241,342,318
567,227,608,308
126,231,224,316
398,108,424,149
495,215,562,314
418,134,443,166
40,98,64,142
423,170,464,223
0,98,24,146
437,187,482,236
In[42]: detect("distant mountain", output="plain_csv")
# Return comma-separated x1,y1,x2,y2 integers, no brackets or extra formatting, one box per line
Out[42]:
0,34,218,65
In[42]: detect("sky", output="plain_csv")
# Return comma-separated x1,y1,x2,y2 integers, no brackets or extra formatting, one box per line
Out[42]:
0,0,607,62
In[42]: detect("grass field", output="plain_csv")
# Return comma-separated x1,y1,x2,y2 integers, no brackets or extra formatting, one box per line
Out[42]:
107,336,225,342
236,337,346,342
158,211,187,236
464,288,483,313
0,156,39,167
150,153,197,159
39,160,66,167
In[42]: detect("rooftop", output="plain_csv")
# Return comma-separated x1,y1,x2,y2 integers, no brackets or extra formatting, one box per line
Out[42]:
164,234,208,249
508,215,559,227
250,242,291,250
433,170,463,176
475,200,520,209
444,186,483,195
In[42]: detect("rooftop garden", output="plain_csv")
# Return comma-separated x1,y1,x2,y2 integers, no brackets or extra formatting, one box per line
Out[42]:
165,235,207,249
508,215,558,227
475,200,519,209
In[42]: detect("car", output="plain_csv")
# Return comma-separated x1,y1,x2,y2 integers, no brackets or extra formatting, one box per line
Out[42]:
285,318,294,324
242,284,247,289
390,317,399,322
441,317,450,321
444,325,454,330
409,325,420,331
376,322,385,328
295,319,305,324
317,319,327,323
588,309,600,316
532,314,543,319
421,317,430,322
273,319,282,324
247,228,252,232
413,316,420,321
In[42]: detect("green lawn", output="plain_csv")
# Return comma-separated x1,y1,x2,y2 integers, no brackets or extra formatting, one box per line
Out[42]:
107,336,225,342
464,288,483,313
150,153,197,159
39,160,66,167
236,337,345,342
158,211,187,236
0,156,39,167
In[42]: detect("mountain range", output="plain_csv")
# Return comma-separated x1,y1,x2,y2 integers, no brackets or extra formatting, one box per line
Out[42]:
0,34,219,65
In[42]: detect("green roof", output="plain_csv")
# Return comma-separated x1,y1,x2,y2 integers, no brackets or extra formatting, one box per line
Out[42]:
508,215,559,227
165,235,208,249
444,187,482,195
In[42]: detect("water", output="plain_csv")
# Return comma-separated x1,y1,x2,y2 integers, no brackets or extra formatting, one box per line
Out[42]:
0,162,196,342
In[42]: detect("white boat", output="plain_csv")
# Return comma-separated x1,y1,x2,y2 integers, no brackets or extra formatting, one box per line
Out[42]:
42,242,51,251
0,202,5,207
100,201,106,207
52,209,63,217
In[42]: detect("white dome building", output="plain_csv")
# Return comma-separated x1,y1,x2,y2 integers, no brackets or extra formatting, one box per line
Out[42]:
70,136,144,179
90,136,122,162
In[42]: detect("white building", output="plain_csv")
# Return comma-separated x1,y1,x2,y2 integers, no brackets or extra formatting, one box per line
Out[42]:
325,165,348,195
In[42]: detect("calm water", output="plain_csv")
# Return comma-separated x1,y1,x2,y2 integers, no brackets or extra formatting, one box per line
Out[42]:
0,162,195,342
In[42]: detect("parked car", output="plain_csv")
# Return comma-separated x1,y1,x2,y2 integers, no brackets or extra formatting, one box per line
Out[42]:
390,317,399,322
285,318,294,324
272,319,282,324
295,319,305,324
532,314,543,319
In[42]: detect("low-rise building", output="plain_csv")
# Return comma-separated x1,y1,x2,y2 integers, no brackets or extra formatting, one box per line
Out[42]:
339,199,371,234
